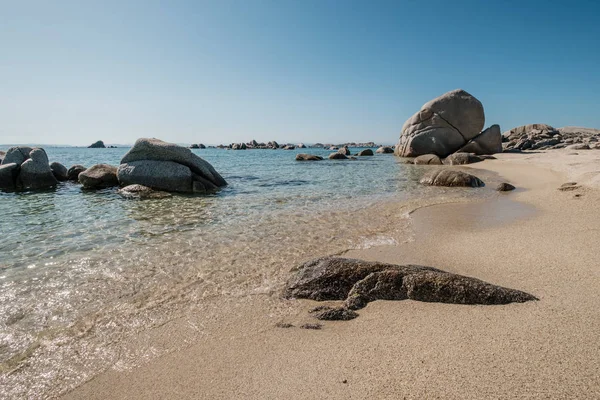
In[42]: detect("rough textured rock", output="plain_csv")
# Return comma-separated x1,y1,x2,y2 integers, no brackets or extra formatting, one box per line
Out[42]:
78,164,119,189
0,163,19,190
296,154,323,161
118,161,193,193
414,154,442,165
565,143,590,150
309,306,359,321
420,170,484,187
121,138,227,187
0,151,5,163
458,124,502,155
18,148,58,190
67,165,87,181
338,146,351,155
357,149,374,156
499,124,600,151
117,184,172,199
297,143,307,149
50,162,68,181
2,146,33,166
376,146,395,154
443,152,484,165
496,183,516,192
328,153,348,160
88,140,106,148
396,89,485,157
284,257,536,320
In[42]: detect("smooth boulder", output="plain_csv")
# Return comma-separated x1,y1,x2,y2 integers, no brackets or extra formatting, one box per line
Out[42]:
118,161,193,193
328,153,348,160
396,89,485,157
18,148,58,190
420,169,484,187
357,149,374,156
458,124,502,155
442,152,483,165
121,138,227,187
414,154,442,165
79,164,119,189
67,165,87,181
50,162,68,181
2,146,33,166
88,140,106,148
376,146,394,154
296,154,323,161
0,163,19,190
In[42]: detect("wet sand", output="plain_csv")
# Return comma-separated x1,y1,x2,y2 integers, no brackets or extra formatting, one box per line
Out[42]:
64,150,600,399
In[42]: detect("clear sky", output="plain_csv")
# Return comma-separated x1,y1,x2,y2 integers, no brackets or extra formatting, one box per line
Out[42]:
2,0,599,146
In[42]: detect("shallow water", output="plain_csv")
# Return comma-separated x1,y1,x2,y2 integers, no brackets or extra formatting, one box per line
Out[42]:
0,146,500,398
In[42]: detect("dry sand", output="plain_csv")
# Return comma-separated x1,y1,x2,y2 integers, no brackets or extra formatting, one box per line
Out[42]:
63,149,600,399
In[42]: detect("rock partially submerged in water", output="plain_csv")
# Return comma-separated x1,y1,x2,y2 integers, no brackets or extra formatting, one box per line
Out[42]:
79,164,119,189
0,163,20,190
118,138,227,193
414,154,442,165
88,140,106,148
118,184,172,199
376,146,394,154
67,164,87,181
420,169,484,187
50,162,68,181
442,152,484,165
0,147,58,190
296,153,323,161
357,149,374,156
284,257,537,320
328,152,348,160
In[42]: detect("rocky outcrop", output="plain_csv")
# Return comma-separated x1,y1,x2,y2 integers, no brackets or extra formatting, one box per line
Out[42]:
338,146,351,155
376,146,394,154
67,165,87,181
0,163,20,190
414,154,442,165
0,147,60,190
500,124,600,151
395,89,485,157
420,170,484,187
1,146,33,166
296,154,323,161
283,257,536,320
231,143,247,150
458,124,502,155
118,138,227,193
328,153,348,160
357,149,374,156
442,152,483,165
117,184,172,199
78,164,119,189
88,140,106,148
50,162,68,181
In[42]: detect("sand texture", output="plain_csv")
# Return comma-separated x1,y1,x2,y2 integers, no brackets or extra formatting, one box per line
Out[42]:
63,149,600,399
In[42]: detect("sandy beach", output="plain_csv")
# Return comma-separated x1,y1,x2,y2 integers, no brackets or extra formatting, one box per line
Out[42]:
63,150,600,399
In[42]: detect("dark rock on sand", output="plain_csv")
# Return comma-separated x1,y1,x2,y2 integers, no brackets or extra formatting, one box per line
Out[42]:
395,89,485,157
88,140,106,148
357,149,374,156
0,163,20,190
558,182,581,191
296,154,323,161
117,184,172,199
420,170,484,187
79,164,119,189
50,162,68,181
443,152,484,165
18,148,58,190
376,146,395,154
309,306,359,321
414,154,442,165
67,165,87,181
284,257,537,319
496,183,516,192
328,153,348,160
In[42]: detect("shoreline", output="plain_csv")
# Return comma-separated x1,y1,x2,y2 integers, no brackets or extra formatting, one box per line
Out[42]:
37,150,600,398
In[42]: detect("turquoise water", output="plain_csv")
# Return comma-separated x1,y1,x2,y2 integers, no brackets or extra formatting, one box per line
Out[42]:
0,146,499,398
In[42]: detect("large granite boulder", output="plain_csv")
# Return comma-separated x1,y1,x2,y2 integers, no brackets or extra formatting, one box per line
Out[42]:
296,154,323,161
376,146,394,154
1,146,33,166
420,169,484,187
458,124,502,155
18,148,58,190
121,138,227,188
284,257,536,320
88,140,106,148
442,152,483,165
67,165,87,181
118,161,192,193
50,162,68,181
396,89,485,157
79,164,119,189
414,154,442,165
0,163,19,190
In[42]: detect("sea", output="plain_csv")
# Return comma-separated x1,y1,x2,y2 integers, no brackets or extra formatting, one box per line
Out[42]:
0,145,501,398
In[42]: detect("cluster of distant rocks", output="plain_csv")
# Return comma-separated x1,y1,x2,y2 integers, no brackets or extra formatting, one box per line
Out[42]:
200,140,384,151
0,138,227,198
502,124,600,151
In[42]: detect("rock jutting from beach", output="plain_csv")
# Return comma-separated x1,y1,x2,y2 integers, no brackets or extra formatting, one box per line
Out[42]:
502,124,600,151
420,169,484,187
117,138,227,193
283,257,537,320
0,146,58,190
395,89,502,158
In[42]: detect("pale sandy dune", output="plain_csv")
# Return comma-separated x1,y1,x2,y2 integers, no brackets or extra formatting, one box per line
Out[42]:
63,150,600,399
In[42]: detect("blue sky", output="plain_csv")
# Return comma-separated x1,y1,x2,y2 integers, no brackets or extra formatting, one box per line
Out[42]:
1,0,599,145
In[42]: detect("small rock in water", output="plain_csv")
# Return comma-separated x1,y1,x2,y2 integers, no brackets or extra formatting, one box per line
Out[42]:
67,164,87,181
296,153,323,161
328,153,348,160
118,184,172,199
496,182,515,192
